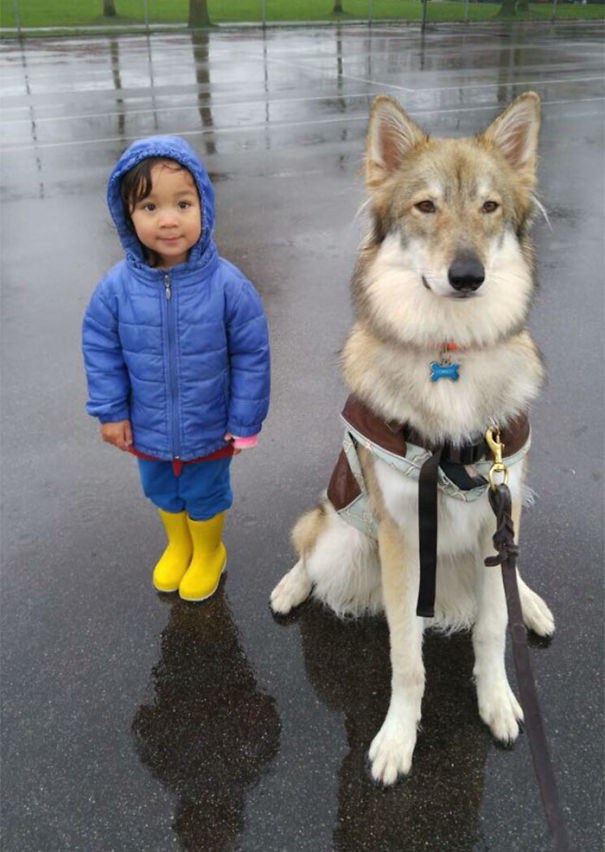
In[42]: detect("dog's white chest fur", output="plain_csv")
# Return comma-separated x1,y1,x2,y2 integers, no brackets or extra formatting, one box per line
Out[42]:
373,455,524,559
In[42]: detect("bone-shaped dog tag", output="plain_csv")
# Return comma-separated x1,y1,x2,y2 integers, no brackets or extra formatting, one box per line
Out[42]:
430,361,460,382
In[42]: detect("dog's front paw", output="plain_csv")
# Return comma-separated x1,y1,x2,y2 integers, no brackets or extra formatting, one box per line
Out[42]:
477,678,523,744
270,561,312,615
368,715,417,786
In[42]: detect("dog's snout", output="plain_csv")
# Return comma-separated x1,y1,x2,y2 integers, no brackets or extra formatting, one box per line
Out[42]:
448,255,485,293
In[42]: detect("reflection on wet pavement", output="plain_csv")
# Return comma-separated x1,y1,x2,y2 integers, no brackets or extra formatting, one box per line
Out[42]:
132,593,279,848
297,605,488,850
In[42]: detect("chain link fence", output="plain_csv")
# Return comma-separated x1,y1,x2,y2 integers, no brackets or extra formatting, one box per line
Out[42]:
1,0,603,34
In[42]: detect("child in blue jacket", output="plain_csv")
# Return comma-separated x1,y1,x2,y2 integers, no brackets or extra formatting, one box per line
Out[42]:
82,136,270,602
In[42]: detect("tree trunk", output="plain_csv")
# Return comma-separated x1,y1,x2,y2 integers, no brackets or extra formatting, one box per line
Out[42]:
332,2,344,13
189,0,211,28
103,0,117,16
496,0,518,16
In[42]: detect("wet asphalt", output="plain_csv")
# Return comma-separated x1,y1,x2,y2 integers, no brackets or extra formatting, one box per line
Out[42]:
1,20,604,852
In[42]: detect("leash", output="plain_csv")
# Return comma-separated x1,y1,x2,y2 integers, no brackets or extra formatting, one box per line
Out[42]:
484,429,571,852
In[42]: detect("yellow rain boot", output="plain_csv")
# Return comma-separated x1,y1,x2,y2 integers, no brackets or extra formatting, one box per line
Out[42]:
178,512,227,602
152,509,193,593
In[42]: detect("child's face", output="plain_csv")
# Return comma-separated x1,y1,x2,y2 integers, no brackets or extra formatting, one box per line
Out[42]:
129,163,202,268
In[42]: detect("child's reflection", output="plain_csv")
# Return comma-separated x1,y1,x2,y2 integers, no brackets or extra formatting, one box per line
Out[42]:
133,593,280,850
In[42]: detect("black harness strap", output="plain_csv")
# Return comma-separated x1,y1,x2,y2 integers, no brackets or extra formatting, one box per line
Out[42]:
486,484,571,852
417,447,443,617
416,439,487,617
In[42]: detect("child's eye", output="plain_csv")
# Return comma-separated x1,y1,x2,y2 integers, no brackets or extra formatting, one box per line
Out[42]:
177,201,191,210
141,202,156,212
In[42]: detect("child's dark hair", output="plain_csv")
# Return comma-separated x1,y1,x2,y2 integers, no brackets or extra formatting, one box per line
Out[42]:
120,157,191,266
120,157,188,217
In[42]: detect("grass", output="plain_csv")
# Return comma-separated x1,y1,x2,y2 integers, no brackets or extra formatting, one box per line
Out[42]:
1,0,603,31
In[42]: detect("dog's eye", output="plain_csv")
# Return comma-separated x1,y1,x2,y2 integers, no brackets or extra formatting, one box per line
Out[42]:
482,200,499,213
415,200,436,214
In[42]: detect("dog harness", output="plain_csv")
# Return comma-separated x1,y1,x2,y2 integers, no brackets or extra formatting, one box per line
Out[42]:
327,395,531,616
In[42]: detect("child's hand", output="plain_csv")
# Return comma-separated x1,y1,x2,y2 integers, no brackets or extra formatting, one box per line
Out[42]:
100,419,133,452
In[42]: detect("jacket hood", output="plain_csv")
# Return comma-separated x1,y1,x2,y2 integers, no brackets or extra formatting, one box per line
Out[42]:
106,135,216,268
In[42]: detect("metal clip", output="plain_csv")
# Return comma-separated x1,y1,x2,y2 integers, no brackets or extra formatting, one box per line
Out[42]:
485,426,508,489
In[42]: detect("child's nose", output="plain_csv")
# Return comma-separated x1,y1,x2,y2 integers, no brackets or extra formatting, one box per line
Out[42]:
159,209,179,227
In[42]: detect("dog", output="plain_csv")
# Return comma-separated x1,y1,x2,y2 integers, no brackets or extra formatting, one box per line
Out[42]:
270,92,555,786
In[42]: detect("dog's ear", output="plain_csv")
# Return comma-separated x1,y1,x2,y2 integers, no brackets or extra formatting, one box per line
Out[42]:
365,95,427,187
481,92,540,181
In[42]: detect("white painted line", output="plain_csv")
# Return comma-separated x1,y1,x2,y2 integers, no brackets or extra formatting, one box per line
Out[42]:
1,76,603,127
1,96,603,155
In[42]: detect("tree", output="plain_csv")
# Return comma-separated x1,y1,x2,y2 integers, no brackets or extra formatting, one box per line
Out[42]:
189,0,211,28
332,1,344,11
496,0,518,15
103,0,117,16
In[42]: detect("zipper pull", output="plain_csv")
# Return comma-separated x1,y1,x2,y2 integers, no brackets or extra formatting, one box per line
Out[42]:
163,274,171,300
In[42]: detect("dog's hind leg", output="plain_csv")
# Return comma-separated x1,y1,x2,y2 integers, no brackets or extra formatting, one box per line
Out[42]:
511,491,555,638
272,500,382,618
270,506,323,614
368,516,425,785
517,573,555,637
270,557,313,615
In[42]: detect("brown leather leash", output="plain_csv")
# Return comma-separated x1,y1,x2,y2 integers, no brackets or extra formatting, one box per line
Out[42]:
484,430,571,852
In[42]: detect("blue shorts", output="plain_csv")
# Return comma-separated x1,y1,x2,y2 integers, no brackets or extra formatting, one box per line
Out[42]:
137,456,233,520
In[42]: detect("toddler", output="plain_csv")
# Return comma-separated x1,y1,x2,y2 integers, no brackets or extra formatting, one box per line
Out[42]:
82,136,270,601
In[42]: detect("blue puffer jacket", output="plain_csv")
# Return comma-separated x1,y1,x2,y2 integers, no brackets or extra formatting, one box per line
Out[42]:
82,136,270,461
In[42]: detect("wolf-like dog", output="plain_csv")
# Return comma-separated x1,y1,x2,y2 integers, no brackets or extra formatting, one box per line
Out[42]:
270,92,555,786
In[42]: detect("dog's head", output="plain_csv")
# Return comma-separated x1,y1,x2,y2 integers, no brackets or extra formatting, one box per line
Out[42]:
354,93,541,347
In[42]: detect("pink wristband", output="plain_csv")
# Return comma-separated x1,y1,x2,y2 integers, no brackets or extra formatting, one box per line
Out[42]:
231,435,258,449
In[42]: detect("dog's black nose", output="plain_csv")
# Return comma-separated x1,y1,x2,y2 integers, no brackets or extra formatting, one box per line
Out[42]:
448,255,485,292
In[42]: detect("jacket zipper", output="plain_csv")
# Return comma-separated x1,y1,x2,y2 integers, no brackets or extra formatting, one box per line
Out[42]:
163,273,180,460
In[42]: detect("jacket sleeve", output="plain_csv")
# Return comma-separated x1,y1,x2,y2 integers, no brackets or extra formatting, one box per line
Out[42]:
225,279,271,438
82,285,131,423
